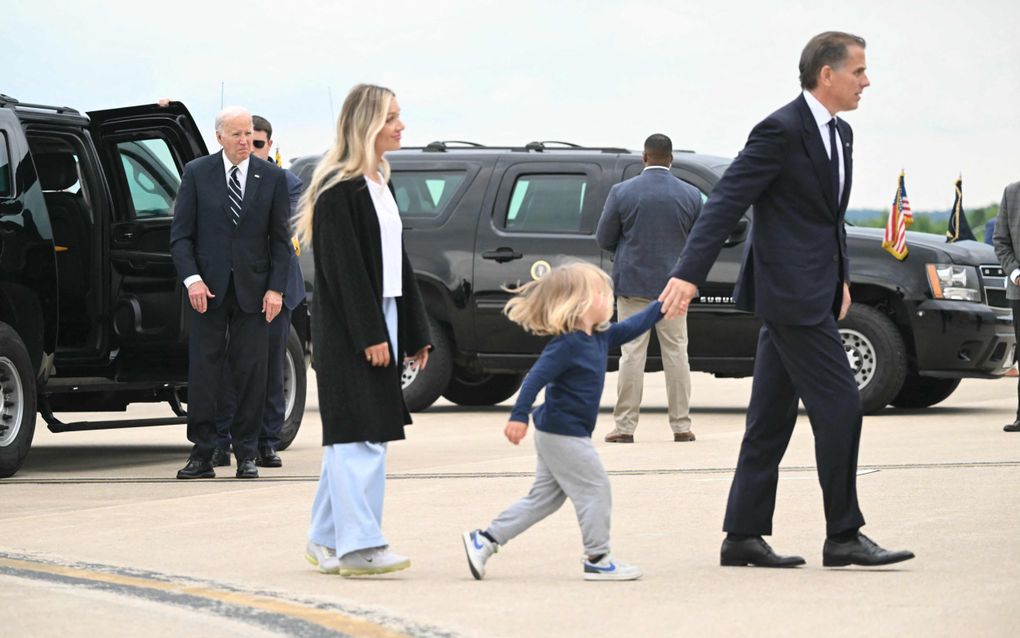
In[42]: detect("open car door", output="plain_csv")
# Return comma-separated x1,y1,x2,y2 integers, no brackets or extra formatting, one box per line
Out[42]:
88,101,207,379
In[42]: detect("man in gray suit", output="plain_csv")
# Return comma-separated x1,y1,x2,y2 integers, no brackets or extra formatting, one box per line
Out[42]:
992,180,1020,432
596,134,702,443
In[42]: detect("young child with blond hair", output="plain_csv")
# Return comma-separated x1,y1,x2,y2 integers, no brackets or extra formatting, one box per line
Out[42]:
462,262,664,581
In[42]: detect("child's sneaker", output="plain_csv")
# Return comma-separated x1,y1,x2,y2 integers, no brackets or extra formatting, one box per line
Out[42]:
305,541,339,574
583,554,642,581
337,546,410,577
462,529,498,580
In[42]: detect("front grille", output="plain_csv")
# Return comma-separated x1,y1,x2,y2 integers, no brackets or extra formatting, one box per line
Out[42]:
980,264,1008,309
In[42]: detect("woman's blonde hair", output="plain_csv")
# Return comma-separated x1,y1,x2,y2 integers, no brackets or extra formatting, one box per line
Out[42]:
295,83,395,246
503,262,613,336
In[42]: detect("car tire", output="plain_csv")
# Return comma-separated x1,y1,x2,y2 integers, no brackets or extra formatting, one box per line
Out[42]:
838,304,907,414
0,323,37,479
402,316,452,412
442,367,524,407
890,374,961,409
276,327,307,451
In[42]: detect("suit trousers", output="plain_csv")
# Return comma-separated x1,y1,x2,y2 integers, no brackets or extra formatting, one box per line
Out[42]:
612,296,692,434
723,316,866,537
487,430,612,557
1011,300,1020,420
186,278,268,462
214,304,293,450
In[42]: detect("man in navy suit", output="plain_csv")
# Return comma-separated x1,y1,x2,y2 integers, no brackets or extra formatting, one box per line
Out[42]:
660,32,914,568
171,106,292,480
211,114,306,468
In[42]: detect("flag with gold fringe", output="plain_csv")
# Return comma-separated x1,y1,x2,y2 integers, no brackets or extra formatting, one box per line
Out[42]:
946,176,975,243
882,171,912,260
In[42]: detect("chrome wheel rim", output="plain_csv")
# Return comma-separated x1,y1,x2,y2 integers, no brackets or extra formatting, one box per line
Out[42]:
283,347,297,421
0,357,25,447
841,328,876,390
401,360,419,389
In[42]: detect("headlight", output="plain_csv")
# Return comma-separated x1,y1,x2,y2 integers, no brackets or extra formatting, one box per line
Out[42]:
926,263,982,302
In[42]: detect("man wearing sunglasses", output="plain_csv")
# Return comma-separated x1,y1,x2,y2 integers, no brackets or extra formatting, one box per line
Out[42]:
212,115,306,469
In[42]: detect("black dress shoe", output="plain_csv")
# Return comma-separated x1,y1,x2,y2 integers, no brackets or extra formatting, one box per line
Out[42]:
235,459,259,479
255,446,282,468
720,536,805,568
176,458,215,480
823,533,915,567
211,448,232,467
1004,420,1020,432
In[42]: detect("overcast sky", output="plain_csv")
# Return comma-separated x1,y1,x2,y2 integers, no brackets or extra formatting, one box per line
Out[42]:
4,0,1018,211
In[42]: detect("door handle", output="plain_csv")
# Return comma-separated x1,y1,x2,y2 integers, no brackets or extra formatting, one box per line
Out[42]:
482,247,523,263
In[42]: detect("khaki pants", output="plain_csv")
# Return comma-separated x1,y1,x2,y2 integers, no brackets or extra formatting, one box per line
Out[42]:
612,296,692,435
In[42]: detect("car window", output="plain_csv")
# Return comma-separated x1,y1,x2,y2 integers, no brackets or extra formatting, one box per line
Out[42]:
391,170,466,218
504,174,590,232
0,132,10,197
115,138,182,219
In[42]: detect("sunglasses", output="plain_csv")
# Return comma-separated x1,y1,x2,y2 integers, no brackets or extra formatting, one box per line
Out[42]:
252,140,267,149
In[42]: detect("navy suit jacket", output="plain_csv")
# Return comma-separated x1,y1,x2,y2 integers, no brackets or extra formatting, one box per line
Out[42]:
670,94,853,326
170,151,292,314
282,168,306,310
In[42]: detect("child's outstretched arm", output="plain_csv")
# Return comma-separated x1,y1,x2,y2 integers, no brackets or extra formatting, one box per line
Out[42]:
505,337,575,442
608,299,666,349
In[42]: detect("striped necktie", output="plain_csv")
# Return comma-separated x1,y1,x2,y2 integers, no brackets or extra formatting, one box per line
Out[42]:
228,165,242,226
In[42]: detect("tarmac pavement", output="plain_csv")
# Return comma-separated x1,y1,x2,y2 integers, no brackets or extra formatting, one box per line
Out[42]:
1,370,1018,637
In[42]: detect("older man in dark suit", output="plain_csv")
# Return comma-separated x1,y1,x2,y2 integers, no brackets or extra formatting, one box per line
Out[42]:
211,114,306,469
660,31,914,568
171,106,292,479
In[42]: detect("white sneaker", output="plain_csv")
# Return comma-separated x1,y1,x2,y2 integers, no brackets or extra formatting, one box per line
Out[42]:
305,541,339,574
582,554,642,581
337,546,411,577
462,529,498,580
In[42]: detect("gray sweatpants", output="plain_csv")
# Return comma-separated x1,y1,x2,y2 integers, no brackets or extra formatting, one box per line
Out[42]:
487,429,611,556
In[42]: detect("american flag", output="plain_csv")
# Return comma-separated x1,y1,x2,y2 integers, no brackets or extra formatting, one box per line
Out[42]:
882,171,912,260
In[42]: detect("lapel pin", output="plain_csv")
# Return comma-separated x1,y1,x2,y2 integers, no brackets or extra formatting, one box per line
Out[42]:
254,173,261,179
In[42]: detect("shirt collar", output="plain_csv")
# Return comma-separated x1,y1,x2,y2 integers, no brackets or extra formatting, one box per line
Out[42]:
642,165,670,172
802,90,838,129
222,152,250,175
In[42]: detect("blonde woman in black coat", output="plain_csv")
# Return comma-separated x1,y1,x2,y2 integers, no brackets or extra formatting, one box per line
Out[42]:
296,84,431,576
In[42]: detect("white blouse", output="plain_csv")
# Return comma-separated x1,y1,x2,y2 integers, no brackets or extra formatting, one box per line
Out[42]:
365,174,403,298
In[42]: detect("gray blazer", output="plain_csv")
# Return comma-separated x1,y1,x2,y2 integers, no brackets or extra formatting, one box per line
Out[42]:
596,166,702,297
992,181,1020,300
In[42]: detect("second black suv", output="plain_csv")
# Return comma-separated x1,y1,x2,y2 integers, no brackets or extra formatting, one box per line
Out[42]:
291,141,1014,415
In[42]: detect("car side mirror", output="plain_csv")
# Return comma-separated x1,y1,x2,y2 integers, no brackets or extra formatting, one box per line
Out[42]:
0,200,24,217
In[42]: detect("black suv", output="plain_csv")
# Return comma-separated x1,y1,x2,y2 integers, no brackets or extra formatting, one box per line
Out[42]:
0,95,310,478
291,141,1014,416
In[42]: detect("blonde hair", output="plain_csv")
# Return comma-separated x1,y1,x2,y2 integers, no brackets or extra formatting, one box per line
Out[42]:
503,262,612,336
295,84,395,246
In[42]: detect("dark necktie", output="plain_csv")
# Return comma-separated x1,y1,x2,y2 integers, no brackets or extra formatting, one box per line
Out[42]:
827,118,840,202
228,165,242,226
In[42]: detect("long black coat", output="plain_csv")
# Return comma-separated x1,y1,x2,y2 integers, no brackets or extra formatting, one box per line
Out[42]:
311,177,431,444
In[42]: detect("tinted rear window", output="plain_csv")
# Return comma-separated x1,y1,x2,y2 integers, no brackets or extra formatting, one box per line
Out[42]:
391,170,466,218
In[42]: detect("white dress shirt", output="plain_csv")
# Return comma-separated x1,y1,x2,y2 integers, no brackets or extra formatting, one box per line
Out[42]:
365,173,403,298
184,154,251,289
803,90,845,201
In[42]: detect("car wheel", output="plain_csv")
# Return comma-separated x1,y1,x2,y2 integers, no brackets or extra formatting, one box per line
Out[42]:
0,323,37,478
401,316,452,412
838,304,907,414
276,327,307,451
890,374,961,409
442,367,524,406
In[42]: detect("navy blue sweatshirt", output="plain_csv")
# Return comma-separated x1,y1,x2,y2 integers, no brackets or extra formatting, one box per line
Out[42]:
509,301,664,437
